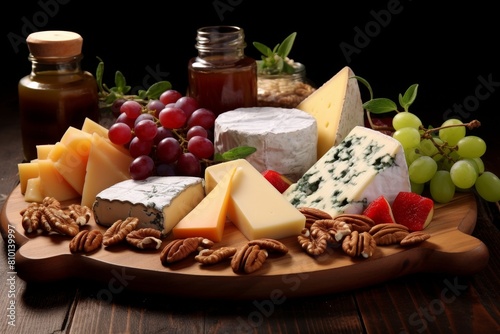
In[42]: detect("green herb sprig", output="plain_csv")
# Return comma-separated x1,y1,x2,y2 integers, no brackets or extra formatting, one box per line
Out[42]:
253,32,297,75
95,57,171,106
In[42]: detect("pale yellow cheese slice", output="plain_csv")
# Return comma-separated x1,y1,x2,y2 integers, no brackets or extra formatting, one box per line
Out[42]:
81,117,109,138
172,167,237,242
36,144,55,160
80,133,133,208
37,159,80,201
297,66,364,159
205,159,305,240
18,162,39,194
24,177,44,203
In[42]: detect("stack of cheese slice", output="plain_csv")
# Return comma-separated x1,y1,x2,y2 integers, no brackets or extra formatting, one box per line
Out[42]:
17,118,133,207
284,126,411,217
297,66,365,159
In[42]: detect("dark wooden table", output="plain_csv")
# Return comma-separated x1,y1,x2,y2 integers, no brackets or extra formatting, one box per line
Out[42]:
1,94,499,334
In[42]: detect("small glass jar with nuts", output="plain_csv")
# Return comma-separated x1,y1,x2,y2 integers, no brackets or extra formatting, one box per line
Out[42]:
257,62,315,109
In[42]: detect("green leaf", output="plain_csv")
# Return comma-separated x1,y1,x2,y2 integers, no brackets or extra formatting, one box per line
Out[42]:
363,98,398,114
145,81,172,99
253,42,272,57
276,32,296,58
114,71,127,93
96,59,104,92
214,146,256,162
399,84,419,111
352,75,374,100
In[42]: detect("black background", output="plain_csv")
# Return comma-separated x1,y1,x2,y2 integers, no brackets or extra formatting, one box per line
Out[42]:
2,0,499,143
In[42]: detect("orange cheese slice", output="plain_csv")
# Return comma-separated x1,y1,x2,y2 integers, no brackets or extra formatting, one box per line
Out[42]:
172,167,237,242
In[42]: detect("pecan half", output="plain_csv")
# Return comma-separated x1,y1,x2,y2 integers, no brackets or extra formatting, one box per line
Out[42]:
248,238,288,254
65,204,92,226
369,223,410,246
311,219,351,243
400,231,431,246
298,207,333,228
297,228,329,256
194,247,237,265
231,244,268,274
342,231,377,258
334,214,375,233
126,228,163,250
160,237,205,264
69,230,103,253
102,217,139,247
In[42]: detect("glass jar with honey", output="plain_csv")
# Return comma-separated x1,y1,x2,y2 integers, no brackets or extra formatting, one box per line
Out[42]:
18,30,99,162
187,26,257,116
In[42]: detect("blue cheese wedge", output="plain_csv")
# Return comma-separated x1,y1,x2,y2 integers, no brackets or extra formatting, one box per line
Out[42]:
284,126,411,217
214,107,317,182
93,176,205,234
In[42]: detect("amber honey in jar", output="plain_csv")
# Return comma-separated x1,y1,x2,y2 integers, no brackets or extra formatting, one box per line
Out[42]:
188,26,257,116
18,30,99,162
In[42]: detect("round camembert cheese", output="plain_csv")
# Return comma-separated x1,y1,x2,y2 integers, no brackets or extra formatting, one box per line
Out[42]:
214,107,317,182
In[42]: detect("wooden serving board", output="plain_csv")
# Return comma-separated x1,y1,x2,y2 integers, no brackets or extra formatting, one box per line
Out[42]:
1,185,489,300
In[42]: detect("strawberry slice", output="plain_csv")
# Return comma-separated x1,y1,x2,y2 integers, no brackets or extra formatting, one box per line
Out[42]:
362,195,396,225
392,192,434,231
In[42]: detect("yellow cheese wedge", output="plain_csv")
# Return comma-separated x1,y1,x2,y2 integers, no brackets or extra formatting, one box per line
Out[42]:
24,177,44,203
297,66,364,159
172,167,237,242
81,117,109,138
37,159,80,201
205,159,305,240
36,144,55,160
18,162,40,194
80,133,133,208
81,117,130,155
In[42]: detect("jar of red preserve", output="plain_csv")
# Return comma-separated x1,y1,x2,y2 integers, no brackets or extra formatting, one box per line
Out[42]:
187,26,258,116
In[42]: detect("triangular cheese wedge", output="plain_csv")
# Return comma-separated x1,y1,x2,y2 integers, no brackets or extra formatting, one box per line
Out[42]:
37,159,80,201
172,167,237,242
80,133,133,208
297,66,364,158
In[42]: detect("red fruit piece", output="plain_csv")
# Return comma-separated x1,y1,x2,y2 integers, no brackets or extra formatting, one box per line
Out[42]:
261,170,293,193
362,195,396,225
392,192,434,231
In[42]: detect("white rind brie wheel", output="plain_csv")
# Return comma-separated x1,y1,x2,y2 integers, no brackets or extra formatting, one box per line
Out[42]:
214,107,318,182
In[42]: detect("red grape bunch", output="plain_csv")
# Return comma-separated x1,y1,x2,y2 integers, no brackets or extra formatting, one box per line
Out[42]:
107,89,216,180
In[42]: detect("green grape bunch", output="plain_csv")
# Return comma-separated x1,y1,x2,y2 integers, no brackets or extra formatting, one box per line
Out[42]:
354,76,500,204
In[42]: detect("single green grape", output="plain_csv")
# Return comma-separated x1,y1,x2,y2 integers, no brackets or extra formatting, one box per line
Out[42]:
438,119,466,146
456,135,487,158
393,127,421,150
410,181,425,195
418,138,439,157
392,112,422,130
409,156,438,184
461,158,480,175
430,170,456,203
405,147,422,166
475,171,500,202
472,157,485,174
450,159,477,189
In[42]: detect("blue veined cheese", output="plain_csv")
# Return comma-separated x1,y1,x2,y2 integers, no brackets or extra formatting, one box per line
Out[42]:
92,176,205,234
283,126,411,217
214,107,317,182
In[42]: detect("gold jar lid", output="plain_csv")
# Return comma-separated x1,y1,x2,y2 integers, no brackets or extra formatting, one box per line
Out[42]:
26,30,83,58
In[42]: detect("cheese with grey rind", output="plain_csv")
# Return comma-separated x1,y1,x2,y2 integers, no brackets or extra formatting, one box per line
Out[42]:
92,176,205,234
284,126,411,217
214,107,317,182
